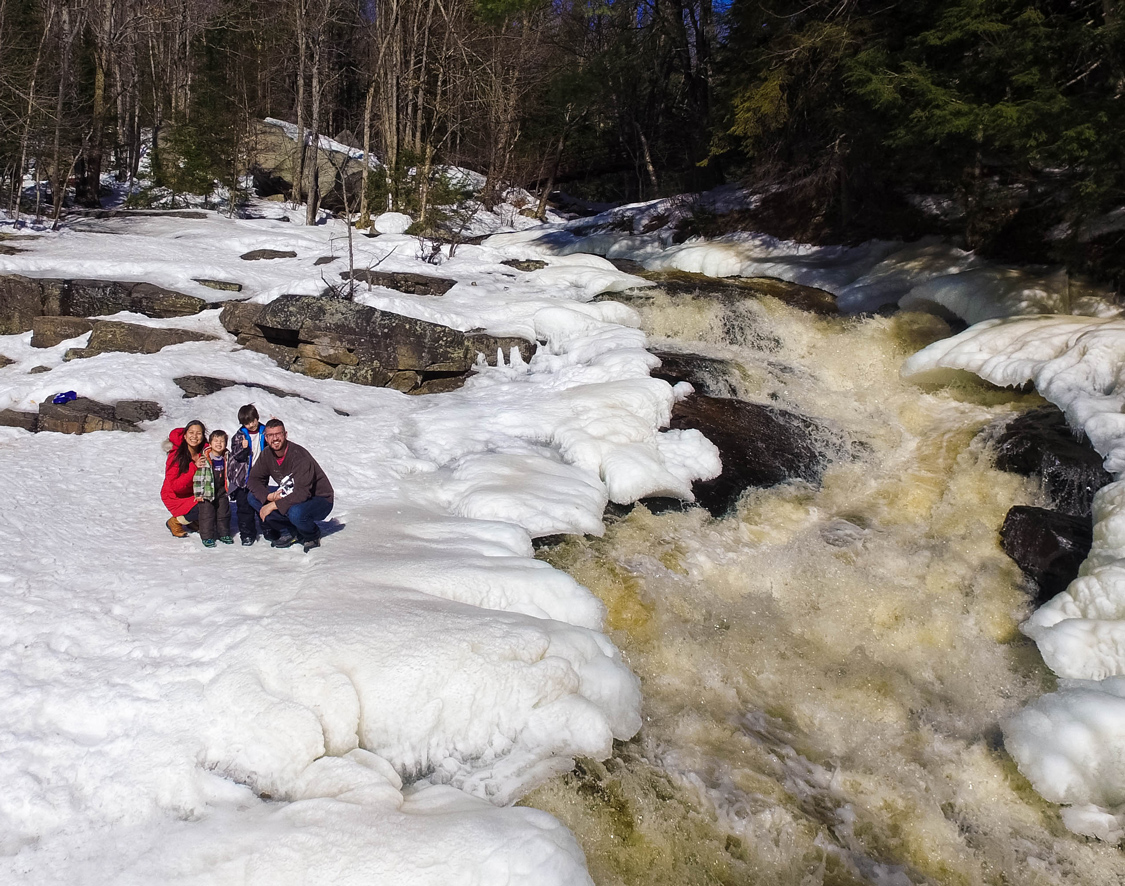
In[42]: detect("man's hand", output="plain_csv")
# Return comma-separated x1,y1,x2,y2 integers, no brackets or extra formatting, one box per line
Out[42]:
259,501,278,520
267,490,280,502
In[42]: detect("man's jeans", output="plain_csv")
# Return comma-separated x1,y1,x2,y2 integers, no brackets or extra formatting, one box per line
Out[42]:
263,496,332,542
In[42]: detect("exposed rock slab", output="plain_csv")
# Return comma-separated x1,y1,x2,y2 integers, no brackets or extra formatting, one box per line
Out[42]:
1,274,207,335
669,395,828,516
221,296,534,394
64,321,217,359
992,405,1113,517
27,397,159,435
31,317,95,348
0,408,37,431
339,269,457,296
0,354,13,368
1000,505,1093,604
501,259,548,272
173,376,303,400
192,278,242,292
240,249,297,261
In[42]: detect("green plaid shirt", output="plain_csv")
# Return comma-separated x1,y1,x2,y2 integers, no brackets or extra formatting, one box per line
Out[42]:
193,453,217,500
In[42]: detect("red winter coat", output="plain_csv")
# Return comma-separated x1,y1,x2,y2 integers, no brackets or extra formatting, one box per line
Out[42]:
161,427,200,518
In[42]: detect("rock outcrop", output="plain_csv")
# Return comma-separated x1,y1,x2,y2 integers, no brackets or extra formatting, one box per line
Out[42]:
1,274,207,335
62,320,217,359
0,397,162,434
221,295,534,394
339,270,456,296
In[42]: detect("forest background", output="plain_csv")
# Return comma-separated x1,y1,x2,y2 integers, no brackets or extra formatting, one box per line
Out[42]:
0,0,1122,282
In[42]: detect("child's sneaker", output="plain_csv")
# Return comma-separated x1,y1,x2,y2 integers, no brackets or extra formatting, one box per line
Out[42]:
219,536,234,545
241,536,256,546
202,538,217,548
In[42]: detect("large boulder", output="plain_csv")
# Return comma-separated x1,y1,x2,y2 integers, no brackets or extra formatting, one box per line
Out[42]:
0,274,207,335
223,295,535,393
1000,506,1093,604
64,320,217,359
992,405,1113,517
669,395,829,516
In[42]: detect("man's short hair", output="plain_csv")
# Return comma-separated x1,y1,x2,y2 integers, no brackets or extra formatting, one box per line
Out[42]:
209,429,227,442
265,418,285,432
238,404,259,426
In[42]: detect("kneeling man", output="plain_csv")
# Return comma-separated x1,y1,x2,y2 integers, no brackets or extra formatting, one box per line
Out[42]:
249,419,334,552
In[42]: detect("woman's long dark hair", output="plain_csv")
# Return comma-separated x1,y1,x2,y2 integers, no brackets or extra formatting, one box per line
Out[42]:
174,420,207,475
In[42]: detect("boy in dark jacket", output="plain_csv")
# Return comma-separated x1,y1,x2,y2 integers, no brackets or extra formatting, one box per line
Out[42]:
228,404,267,546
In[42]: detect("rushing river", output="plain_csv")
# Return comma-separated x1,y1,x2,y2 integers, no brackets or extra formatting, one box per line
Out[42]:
524,284,1125,885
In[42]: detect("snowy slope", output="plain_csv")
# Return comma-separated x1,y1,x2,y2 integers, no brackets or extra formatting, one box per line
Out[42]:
0,208,720,883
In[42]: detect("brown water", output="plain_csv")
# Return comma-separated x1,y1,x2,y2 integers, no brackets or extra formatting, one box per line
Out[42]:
524,290,1125,885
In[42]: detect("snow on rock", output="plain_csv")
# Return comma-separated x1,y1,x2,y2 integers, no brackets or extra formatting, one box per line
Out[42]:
373,211,413,235
0,205,713,882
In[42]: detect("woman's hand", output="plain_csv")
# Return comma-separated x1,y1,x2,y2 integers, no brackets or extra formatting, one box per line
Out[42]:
194,454,208,468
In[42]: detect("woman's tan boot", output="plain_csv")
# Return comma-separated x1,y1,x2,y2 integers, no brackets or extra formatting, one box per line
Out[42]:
167,516,188,538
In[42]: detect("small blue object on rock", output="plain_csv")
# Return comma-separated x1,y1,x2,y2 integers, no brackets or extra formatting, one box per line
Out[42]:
51,391,78,405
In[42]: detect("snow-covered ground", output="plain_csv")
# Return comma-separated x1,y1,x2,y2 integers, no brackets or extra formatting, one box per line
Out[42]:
0,206,720,883
4,183,1125,880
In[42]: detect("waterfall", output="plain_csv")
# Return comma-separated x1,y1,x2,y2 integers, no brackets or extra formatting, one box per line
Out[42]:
524,284,1125,884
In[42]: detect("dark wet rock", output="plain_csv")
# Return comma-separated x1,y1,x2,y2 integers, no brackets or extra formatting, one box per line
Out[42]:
64,320,217,359
670,394,829,517
599,270,838,315
114,400,163,423
993,406,1112,517
240,249,298,261
31,316,94,348
314,256,339,266
37,397,141,434
0,408,37,431
0,244,27,255
1001,505,1093,604
192,278,242,292
339,269,457,296
0,274,207,335
501,259,548,272
464,332,535,365
28,365,49,374
173,375,305,400
651,350,743,398
0,354,13,368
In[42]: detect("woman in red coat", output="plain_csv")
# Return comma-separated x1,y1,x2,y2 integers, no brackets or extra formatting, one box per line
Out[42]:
161,421,216,540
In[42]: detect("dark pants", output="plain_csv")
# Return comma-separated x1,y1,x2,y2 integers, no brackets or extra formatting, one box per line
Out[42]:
263,496,332,542
186,496,231,541
233,487,264,541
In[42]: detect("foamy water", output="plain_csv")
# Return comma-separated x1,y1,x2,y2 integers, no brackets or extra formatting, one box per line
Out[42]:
525,287,1125,884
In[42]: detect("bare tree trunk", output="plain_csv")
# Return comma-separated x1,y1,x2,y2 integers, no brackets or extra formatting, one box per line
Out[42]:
358,79,375,228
